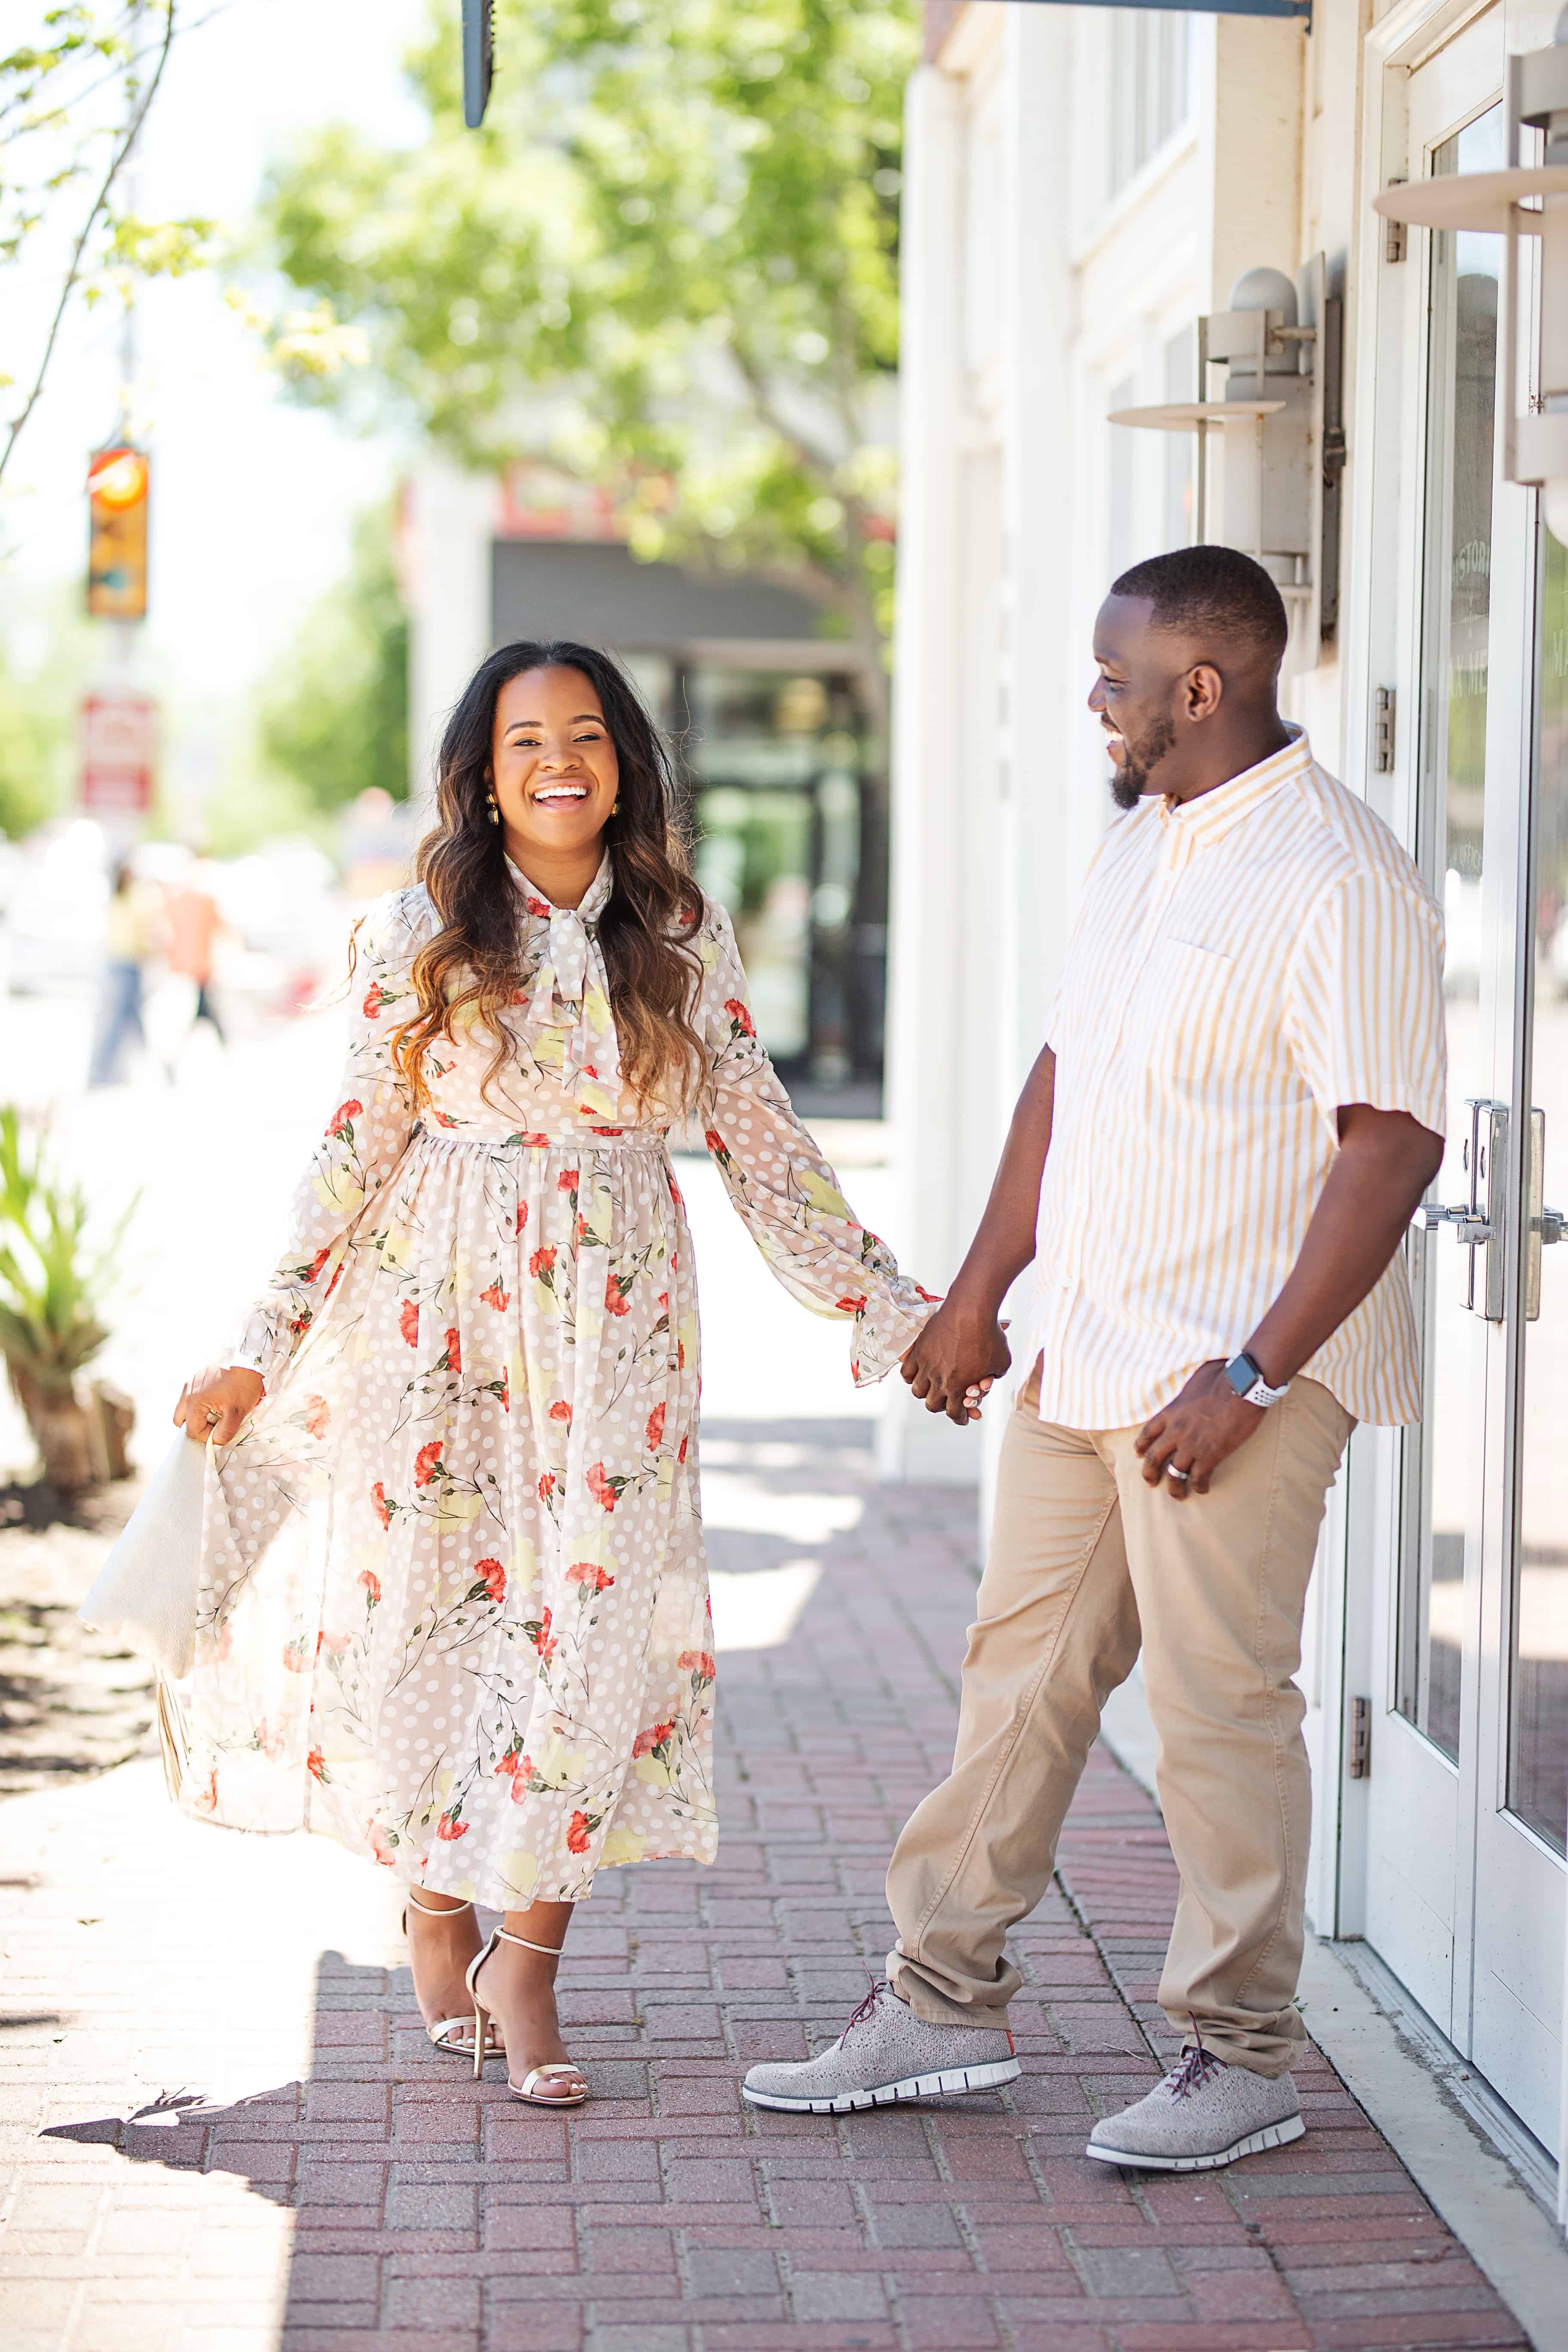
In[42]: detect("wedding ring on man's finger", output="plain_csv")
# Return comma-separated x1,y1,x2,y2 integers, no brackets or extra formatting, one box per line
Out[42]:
1166,1463,1190,1482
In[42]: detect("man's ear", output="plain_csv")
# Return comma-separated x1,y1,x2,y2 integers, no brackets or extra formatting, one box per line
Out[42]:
1183,662,1224,723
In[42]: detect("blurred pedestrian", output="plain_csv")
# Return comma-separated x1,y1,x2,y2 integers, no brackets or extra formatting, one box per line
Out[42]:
173,640,944,2111
88,861,161,1087
163,853,227,1047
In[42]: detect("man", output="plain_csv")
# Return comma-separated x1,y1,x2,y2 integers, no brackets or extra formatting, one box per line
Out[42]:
741,546,1446,2172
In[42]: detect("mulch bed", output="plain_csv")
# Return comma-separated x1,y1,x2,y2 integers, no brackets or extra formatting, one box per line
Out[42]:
0,1474,155,1799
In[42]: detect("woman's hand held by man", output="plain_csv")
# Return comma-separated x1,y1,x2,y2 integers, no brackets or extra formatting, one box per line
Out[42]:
175,1365,265,1446
900,1292,1012,1425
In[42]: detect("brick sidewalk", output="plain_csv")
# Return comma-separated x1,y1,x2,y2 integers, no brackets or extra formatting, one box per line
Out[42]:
0,1420,1530,2352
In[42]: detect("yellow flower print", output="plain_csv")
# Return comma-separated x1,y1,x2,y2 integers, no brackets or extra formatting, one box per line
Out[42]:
313,1168,365,1216
530,1734,585,1789
431,1490,484,1531
497,1850,541,1903
600,1826,647,1867
582,983,613,1033
634,1748,677,1791
797,1167,852,1221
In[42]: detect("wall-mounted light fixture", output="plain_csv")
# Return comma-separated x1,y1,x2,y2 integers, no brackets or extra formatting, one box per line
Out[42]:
1374,21,1568,542
1108,252,1345,658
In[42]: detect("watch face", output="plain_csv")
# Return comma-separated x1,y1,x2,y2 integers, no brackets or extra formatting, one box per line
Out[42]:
1224,1354,1257,1400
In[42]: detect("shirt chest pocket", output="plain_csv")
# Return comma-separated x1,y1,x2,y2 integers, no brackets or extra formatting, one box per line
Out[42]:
1124,936,1261,1091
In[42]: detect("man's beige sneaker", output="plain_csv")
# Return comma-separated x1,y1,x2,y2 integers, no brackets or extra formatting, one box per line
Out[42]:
742,1979,1020,2114
1086,2043,1303,2171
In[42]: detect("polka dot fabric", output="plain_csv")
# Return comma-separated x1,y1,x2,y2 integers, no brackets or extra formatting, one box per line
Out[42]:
178,864,936,1908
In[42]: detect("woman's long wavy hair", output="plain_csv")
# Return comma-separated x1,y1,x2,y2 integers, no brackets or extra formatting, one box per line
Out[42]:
389,640,707,1113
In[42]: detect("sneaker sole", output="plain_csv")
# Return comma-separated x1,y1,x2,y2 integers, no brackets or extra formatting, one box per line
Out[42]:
1084,2110,1304,2171
742,2056,1020,2114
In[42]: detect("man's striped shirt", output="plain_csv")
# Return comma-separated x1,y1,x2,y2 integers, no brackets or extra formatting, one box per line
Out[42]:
1023,730,1446,1429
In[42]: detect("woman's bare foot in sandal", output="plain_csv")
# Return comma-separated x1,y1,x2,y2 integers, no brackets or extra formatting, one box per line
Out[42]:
469,1901,585,2102
403,1891,501,2058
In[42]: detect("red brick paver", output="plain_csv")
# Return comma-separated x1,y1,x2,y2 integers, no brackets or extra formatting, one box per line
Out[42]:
0,1421,1531,2351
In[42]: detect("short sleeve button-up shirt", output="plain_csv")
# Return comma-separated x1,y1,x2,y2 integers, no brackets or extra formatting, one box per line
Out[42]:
1023,731,1446,1430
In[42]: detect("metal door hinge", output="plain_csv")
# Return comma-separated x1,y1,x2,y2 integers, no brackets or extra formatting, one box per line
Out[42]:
1373,686,1395,774
1348,1696,1371,1779
1384,182,1408,264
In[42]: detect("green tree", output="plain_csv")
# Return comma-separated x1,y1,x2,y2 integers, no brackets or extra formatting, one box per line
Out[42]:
257,502,409,814
257,0,916,753
2,3,212,488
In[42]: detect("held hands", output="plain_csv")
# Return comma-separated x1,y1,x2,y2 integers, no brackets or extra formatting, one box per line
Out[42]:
175,1364,265,1447
899,1294,1012,1426
1133,1360,1263,1498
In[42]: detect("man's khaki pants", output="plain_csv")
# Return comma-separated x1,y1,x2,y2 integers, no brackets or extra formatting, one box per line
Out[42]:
886,1366,1353,2078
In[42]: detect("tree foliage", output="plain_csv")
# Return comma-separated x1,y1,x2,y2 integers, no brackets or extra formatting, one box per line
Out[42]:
258,0,916,730
1,3,213,488
257,502,410,814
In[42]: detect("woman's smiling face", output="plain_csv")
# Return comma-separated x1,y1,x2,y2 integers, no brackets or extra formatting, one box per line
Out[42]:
490,665,620,885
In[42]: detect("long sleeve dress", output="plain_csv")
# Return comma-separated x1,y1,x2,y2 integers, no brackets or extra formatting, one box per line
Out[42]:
179,855,936,1909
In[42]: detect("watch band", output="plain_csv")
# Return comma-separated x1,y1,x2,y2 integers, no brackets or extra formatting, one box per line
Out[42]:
1223,1351,1289,1409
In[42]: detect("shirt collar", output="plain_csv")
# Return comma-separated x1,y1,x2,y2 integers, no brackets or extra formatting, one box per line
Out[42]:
505,848,614,929
1158,726,1312,848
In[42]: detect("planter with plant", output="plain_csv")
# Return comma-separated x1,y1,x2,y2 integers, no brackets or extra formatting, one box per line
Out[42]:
0,1108,136,1492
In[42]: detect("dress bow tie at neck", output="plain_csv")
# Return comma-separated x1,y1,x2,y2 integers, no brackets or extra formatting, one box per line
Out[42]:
511,854,621,1089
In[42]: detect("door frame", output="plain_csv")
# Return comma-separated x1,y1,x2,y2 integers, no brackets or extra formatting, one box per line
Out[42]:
1342,0,1568,2205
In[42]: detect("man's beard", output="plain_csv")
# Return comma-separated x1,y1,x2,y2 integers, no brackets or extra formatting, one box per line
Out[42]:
1109,712,1176,809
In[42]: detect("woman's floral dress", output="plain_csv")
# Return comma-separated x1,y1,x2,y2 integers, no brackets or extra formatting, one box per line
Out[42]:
179,854,934,1908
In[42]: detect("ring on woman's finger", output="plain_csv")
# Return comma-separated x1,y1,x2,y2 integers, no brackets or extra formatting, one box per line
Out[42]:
1166,1462,1190,1482
205,1409,220,1427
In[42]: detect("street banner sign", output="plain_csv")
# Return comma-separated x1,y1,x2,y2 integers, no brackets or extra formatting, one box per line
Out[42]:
87,446,150,619
80,688,158,814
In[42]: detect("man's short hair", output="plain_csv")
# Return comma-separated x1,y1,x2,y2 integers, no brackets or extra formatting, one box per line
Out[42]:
1110,545,1289,668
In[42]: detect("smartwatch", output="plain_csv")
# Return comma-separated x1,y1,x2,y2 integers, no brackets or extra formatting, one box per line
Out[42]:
1222,1351,1289,1409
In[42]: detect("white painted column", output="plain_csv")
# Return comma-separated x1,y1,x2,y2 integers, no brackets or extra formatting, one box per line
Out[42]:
403,459,496,810
879,62,979,1485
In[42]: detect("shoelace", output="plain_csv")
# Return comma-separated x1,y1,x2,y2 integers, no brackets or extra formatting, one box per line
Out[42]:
843,1973,885,2038
1165,2041,1224,2101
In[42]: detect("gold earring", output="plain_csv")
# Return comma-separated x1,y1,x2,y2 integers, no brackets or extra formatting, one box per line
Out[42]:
485,789,500,826
611,798,620,814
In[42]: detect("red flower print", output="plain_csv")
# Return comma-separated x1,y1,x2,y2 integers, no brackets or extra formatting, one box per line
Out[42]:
360,1570,382,1604
509,1755,534,1799
704,1129,724,1155
528,1246,556,1281
371,1482,391,1529
591,1126,624,1137
582,1063,598,1079
723,995,755,1037
605,1271,631,1317
557,1167,579,1192
530,1606,556,1660
303,1394,330,1438
632,1719,675,1758
399,1299,420,1348
444,1326,462,1375
526,894,551,918
479,1279,510,1311
679,1648,717,1683
325,1261,345,1298
914,1285,941,1303
435,1811,467,1841
539,1470,557,1501
304,1246,331,1282
362,983,384,1018
414,1440,444,1487
667,1172,684,1209
475,1557,505,1604
548,1400,572,1425
585,1461,621,1512
566,1561,614,1592
306,1747,327,1782
193,1770,218,1814
677,1434,689,1464
431,1110,460,1129
657,1290,668,1311
282,1635,310,1673
645,1403,666,1455
366,1820,395,1865
834,1294,867,1314
327,1098,361,1140
500,1367,511,1412
566,1810,591,1854
515,1197,529,1234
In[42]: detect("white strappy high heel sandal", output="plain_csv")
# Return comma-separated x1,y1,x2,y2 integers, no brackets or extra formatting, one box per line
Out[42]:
466,1925,588,2105
401,1890,501,2058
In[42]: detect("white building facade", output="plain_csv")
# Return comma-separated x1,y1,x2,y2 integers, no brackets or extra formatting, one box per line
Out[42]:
884,0,1568,2220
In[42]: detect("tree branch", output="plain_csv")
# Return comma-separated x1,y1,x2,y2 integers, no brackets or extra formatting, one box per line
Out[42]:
0,0,178,488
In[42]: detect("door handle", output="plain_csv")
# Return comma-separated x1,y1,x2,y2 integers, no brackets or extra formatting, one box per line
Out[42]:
1525,1109,1565,1319
1414,1099,1508,1320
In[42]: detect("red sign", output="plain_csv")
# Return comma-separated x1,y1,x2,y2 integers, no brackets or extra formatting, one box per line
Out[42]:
80,689,158,815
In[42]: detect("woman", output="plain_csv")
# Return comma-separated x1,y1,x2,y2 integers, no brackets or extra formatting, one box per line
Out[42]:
174,641,938,2107
89,861,160,1086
